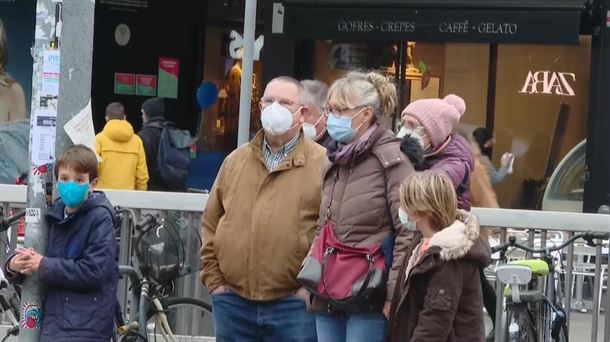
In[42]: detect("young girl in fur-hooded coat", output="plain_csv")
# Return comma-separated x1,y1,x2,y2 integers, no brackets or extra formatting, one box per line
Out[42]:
388,172,491,342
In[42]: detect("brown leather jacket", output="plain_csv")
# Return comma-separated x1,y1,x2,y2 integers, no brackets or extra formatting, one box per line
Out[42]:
388,211,491,342
309,126,415,310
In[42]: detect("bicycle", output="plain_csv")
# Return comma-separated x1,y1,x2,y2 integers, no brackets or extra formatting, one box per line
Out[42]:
492,231,609,342
114,207,213,342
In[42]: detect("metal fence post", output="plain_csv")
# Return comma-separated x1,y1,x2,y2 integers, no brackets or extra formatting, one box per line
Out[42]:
565,232,574,328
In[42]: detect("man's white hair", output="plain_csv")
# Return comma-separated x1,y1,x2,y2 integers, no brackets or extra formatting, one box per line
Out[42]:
301,79,329,114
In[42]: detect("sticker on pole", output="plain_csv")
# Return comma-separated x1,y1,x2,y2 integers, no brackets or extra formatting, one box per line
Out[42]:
21,303,43,330
25,208,41,223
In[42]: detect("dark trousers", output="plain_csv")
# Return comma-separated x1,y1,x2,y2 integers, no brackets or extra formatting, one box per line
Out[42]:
480,267,497,327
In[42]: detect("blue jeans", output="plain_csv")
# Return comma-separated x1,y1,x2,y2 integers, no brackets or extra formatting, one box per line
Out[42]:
315,311,387,342
212,291,317,342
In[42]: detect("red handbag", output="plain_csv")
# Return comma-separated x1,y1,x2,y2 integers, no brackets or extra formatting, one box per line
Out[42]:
297,220,387,311
298,159,395,312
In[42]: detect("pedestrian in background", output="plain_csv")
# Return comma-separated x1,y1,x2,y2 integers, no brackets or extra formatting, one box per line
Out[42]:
138,97,172,191
201,76,326,342
96,102,148,190
472,127,513,184
301,79,333,149
468,133,502,341
388,172,490,342
304,71,414,342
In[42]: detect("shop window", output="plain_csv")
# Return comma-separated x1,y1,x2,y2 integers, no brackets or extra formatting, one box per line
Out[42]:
311,38,591,210
199,26,263,152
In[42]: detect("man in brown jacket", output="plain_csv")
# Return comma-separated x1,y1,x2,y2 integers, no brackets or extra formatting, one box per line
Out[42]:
201,76,326,342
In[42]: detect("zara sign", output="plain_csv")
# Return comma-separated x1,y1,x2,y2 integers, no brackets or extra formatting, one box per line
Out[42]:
519,71,576,97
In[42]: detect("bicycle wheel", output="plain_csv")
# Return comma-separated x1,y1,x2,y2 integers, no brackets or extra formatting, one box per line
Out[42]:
146,296,213,340
505,308,536,342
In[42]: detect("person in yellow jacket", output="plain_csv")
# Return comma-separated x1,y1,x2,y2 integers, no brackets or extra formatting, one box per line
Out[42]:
95,102,149,190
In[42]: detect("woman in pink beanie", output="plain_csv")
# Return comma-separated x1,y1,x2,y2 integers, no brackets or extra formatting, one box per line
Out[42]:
398,94,474,210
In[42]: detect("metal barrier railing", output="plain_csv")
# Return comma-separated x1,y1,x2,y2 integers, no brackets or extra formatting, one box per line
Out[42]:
0,184,609,340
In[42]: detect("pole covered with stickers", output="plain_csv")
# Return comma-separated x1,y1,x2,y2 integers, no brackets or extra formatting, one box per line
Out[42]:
21,0,95,340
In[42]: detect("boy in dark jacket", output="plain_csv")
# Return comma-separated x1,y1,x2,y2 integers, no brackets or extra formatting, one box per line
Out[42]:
5,145,118,342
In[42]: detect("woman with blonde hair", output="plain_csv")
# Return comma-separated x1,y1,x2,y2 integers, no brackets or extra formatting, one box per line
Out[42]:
0,18,27,123
300,71,414,342
388,172,491,342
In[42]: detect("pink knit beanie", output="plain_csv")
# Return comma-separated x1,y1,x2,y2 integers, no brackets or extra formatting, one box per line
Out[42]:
402,94,466,148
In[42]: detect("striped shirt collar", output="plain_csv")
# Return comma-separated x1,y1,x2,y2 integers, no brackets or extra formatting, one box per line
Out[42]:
262,132,301,171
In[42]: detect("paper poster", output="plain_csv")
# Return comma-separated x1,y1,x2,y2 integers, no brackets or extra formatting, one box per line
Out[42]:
136,74,157,96
63,99,98,159
31,109,57,166
158,57,179,99
114,73,136,95
41,50,60,96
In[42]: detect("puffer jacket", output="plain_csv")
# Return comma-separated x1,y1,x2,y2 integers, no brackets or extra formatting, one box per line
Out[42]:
401,133,474,210
388,211,491,342
5,192,118,342
96,119,148,190
310,125,415,309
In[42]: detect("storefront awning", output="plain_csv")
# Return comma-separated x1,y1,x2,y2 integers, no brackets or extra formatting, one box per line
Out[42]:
279,0,588,44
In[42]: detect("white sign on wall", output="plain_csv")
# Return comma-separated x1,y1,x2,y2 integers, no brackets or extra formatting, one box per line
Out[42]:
519,71,576,96
229,30,264,61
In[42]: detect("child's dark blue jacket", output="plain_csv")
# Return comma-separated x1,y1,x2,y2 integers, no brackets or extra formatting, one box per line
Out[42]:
6,192,118,342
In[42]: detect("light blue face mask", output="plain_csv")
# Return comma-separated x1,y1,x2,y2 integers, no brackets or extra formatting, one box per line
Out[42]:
326,109,365,143
398,207,420,231
57,181,90,209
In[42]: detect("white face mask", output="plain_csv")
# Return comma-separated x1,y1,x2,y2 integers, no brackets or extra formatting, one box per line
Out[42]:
302,114,324,140
261,102,301,136
397,127,426,149
398,207,420,231
302,123,317,139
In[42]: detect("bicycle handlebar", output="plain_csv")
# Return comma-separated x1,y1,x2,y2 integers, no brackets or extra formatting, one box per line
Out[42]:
135,214,157,231
491,232,610,254
0,210,25,233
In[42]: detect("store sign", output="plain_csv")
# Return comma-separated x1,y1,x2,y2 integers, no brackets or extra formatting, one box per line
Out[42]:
519,71,576,97
283,7,581,45
229,30,264,61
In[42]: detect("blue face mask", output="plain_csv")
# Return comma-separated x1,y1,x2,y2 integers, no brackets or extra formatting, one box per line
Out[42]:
399,208,420,231
57,181,90,208
327,110,365,143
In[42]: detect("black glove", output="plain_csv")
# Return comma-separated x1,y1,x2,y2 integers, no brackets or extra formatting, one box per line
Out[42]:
400,134,425,171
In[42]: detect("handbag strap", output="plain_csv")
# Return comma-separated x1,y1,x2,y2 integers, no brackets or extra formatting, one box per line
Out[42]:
321,247,376,304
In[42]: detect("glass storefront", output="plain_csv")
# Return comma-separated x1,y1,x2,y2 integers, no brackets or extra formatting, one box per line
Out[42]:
198,25,264,153
309,38,592,209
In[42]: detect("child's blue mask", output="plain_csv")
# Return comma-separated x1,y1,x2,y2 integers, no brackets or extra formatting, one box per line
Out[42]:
57,181,90,208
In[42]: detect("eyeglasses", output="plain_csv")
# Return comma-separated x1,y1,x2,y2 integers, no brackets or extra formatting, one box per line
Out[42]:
260,98,301,108
322,106,365,118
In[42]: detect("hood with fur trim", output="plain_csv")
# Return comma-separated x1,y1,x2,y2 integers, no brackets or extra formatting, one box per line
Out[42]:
429,210,490,267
